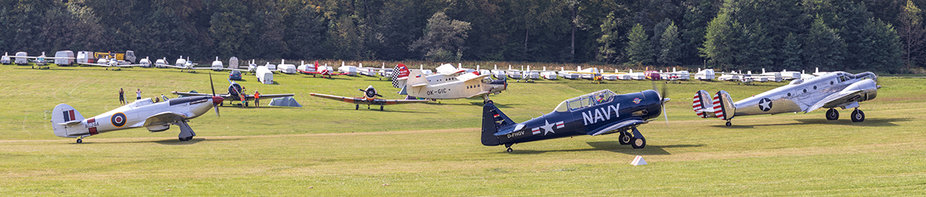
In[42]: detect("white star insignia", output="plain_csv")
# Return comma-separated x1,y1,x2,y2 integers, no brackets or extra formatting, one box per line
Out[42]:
541,120,556,135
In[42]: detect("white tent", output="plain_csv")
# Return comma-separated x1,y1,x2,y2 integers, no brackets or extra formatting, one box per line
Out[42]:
268,97,302,107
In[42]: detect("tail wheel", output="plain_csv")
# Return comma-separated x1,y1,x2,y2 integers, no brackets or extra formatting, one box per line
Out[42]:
851,109,865,122
826,108,839,120
618,131,631,145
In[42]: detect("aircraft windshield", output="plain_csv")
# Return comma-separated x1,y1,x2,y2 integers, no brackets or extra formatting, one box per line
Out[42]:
554,89,616,112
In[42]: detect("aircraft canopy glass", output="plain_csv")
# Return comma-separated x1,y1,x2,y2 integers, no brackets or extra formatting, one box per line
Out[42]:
554,89,617,112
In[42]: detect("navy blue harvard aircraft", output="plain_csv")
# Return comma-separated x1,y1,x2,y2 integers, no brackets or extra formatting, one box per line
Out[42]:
482,89,669,152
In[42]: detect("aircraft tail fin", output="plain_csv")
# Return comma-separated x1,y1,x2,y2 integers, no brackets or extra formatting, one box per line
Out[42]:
481,101,514,146
692,90,715,118
51,104,86,137
712,90,736,120
391,64,409,88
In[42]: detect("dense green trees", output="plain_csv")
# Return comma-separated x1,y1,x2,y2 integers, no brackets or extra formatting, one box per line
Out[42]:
0,0,921,73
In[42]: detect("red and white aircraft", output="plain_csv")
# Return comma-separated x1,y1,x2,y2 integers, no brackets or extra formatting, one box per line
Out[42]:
51,74,225,143
297,60,347,78
310,85,429,111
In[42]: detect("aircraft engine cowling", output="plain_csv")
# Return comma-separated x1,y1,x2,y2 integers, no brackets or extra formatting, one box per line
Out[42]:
147,124,170,132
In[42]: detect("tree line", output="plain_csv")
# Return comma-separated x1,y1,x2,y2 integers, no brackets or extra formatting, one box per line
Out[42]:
0,0,924,73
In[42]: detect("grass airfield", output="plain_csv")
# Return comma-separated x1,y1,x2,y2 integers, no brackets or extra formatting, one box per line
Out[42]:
1,64,924,195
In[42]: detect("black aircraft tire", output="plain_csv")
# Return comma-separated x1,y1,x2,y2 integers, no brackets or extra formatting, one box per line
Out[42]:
506,148,513,153
355,105,359,110
619,132,631,145
725,122,732,127
380,106,384,111
851,109,865,122
631,137,646,149
77,139,82,144
826,108,839,120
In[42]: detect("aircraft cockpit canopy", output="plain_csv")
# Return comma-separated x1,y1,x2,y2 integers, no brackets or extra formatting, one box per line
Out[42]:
554,89,616,112
128,98,155,108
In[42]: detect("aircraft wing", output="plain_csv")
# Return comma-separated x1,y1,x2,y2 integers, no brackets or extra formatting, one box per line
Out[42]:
310,93,360,103
79,62,111,67
588,118,647,136
804,79,878,113
311,93,428,105
244,93,294,100
142,112,190,127
170,91,230,98
805,90,863,113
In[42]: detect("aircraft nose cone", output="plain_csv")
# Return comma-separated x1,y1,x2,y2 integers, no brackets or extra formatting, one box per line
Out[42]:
212,96,224,104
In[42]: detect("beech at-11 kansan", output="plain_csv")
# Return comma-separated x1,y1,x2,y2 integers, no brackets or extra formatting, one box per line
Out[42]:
481,89,669,152
693,71,879,126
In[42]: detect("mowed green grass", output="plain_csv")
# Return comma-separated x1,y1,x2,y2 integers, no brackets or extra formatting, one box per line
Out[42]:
0,64,924,195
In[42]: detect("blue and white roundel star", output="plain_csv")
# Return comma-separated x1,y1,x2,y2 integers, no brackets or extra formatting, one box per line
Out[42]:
758,98,772,112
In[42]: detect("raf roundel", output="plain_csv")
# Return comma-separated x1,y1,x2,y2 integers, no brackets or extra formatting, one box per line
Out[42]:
111,112,127,128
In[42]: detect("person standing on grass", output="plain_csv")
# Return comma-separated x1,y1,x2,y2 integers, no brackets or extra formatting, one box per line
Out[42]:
254,90,261,107
136,88,141,100
119,88,125,105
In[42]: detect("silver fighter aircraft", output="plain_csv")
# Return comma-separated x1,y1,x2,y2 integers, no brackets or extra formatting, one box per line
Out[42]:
51,74,225,143
693,71,879,126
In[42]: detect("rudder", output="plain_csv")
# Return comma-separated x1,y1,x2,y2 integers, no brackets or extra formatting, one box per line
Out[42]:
692,90,714,118
482,101,515,146
51,104,86,137
712,91,736,120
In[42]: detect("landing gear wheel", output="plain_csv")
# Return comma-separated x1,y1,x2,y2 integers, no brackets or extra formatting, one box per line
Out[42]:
76,138,83,144
505,144,513,153
380,105,384,111
618,131,631,145
851,109,865,122
725,121,732,127
506,147,513,153
245,102,248,107
355,105,359,110
179,137,193,141
631,137,646,149
826,108,839,120
630,127,646,149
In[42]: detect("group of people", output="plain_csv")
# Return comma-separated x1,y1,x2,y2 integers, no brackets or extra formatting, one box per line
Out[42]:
118,88,141,105
118,88,170,104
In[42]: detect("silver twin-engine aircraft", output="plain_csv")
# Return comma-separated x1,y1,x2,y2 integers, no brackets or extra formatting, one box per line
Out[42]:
693,71,879,126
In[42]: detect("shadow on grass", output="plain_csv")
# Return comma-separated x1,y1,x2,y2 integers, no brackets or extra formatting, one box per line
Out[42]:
708,117,912,128
794,117,911,127
467,102,522,108
504,141,703,155
76,138,242,145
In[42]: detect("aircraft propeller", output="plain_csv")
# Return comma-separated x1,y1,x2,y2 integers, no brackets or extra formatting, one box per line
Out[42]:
652,81,670,125
209,73,223,117
360,85,382,98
